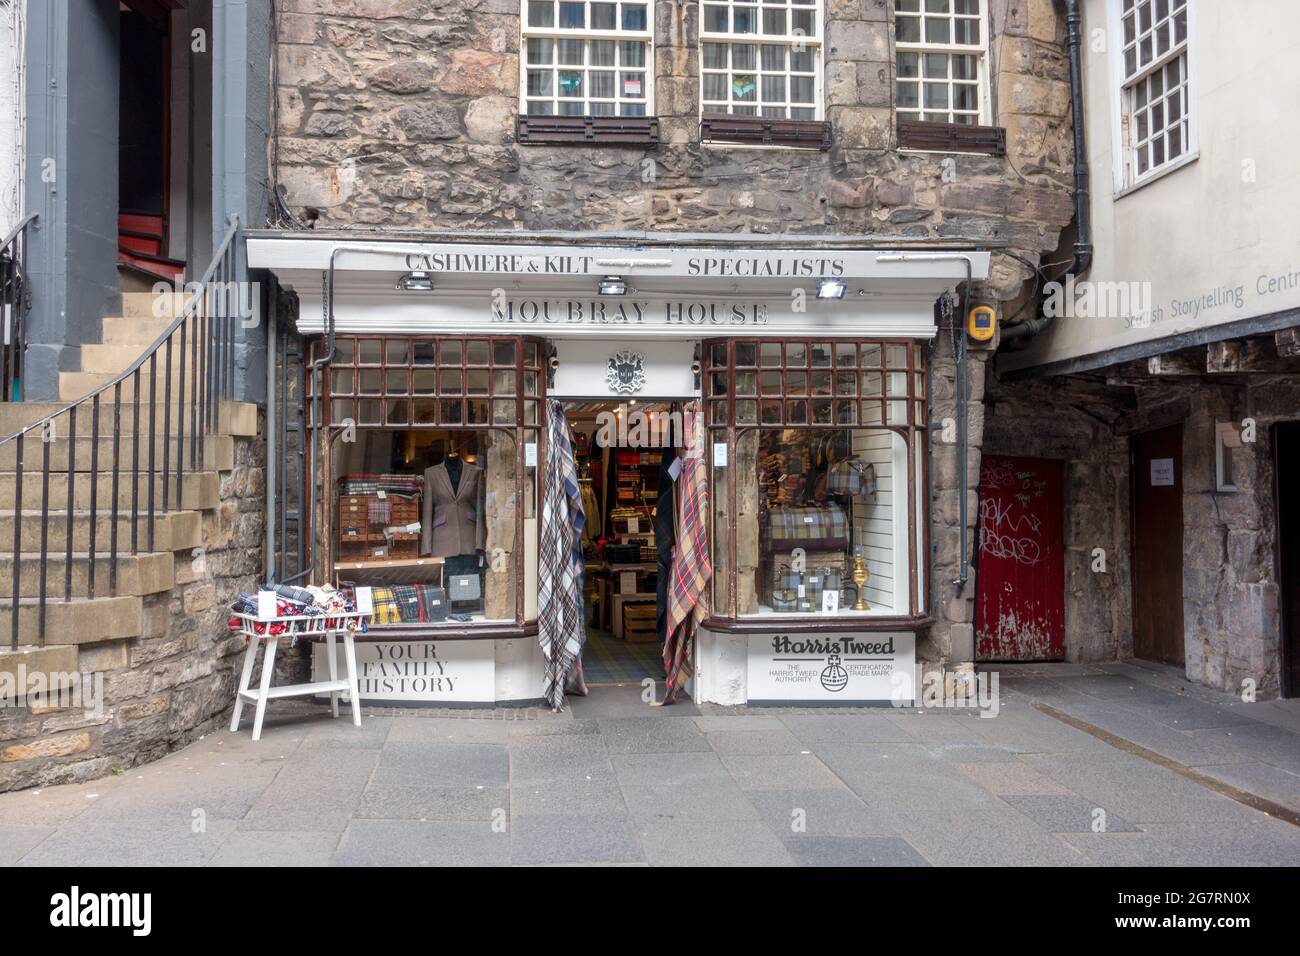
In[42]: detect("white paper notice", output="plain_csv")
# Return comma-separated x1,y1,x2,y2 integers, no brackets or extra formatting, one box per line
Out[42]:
822,590,839,613
668,457,683,481
1150,458,1175,486
525,442,538,467
713,442,728,467
627,517,639,534
355,586,374,615
256,590,276,620
619,571,637,594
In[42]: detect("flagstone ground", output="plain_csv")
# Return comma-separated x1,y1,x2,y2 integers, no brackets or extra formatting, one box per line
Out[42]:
1,660,1296,866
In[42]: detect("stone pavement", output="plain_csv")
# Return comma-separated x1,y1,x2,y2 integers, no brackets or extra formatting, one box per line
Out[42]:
1,661,1297,866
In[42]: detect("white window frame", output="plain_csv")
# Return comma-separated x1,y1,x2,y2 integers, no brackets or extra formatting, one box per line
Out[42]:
1107,0,1198,195
698,0,825,122
892,0,991,127
519,0,655,118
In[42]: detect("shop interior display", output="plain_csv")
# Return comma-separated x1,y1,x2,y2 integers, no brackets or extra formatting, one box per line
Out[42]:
332,430,510,624
753,427,878,615
567,401,678,683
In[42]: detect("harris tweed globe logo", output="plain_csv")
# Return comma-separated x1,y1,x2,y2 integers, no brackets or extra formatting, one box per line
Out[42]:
820,654,850,693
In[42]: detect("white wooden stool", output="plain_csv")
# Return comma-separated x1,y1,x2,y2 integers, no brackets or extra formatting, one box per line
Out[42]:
230,613,366,741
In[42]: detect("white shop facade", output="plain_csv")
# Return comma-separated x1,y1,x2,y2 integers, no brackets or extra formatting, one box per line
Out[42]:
247,233,988,708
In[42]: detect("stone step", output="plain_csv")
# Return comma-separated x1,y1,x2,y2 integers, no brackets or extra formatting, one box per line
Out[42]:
0,510,201,554
80,343,195,375
0,470,219,512
0,550,174,598
0,644,80,691
0,595,144,646
60,370,203,403
120,290,192,319
0,400,257,438
0,433,233,473
100,315,180,346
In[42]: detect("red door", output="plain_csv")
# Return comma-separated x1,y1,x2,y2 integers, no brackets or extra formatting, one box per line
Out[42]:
975,455,1065,661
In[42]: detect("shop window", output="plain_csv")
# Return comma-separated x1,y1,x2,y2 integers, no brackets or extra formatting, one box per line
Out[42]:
1114,0,1192,189
893,0,1004,154
308,336,543,630
706,339,927,622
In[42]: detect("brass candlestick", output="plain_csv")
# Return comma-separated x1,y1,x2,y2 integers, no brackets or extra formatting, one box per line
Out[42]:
852,556,869,610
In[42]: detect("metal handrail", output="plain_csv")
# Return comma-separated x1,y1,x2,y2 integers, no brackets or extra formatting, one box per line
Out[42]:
2,215,243,650
0,213,39,403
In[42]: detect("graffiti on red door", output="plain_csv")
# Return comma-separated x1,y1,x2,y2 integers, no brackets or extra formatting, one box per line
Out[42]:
975,456,1065,661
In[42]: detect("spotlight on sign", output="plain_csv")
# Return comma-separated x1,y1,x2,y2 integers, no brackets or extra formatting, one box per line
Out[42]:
599,275,627,296
395,270,434,292
817,278,846,300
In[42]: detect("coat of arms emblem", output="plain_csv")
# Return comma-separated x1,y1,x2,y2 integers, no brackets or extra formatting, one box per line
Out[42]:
606,350,646,395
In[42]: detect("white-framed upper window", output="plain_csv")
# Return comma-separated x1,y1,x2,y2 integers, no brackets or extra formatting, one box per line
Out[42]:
699,0,823,120
521,1,653,117
893,0,989,125
1116,0,1191,186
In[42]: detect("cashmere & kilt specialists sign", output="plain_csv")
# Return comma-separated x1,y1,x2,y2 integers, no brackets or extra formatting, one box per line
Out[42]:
746,632,916,705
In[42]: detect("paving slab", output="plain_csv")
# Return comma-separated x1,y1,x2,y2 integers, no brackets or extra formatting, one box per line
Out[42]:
371,742,507,788
1061,821,1300,867
633,819,796,867
334,819,510,866
509,812,644,866
512,777,629,817
1193,762,1300,814
387,716,510,746
597,716,712,754
955,759,1073,796
719,753,845,791
746,787,899,837
620,779,761,824
356,785,508,821
210,830,340,867
1019,751,1268,826
508,735,613,785
610,751,731,786
1000,794,1140,833
782,835,930,867
17,820,237,866
778,714,917,743
703,729,807,755
0,825,54,865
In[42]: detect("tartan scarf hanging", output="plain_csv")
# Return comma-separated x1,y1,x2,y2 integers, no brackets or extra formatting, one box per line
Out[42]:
538,399,587,711
663,403,712,703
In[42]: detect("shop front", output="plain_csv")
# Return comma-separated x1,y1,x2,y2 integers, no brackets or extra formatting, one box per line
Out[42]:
246,233,989,709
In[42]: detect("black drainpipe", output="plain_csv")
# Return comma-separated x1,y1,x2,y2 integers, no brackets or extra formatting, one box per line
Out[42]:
1002,0,1093,344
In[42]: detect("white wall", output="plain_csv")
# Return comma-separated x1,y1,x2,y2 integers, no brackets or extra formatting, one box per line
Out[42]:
1003,0,1300,372
0,0,24,235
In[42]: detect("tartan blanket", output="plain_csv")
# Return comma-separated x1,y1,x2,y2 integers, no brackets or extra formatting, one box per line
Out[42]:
663,404,711,703
538,399,587,710
766,505,848,542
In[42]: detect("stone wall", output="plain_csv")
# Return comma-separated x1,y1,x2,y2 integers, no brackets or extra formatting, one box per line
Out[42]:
981,369,1133,664
274,0,1075,303
0,425,284,792
981,362,1295,698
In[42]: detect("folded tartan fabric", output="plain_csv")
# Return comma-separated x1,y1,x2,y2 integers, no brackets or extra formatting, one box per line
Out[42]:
392,584,423,623
766,505,848,541
368,499,392,524
229,584,368,636
370,587,403,625
339,473,425,496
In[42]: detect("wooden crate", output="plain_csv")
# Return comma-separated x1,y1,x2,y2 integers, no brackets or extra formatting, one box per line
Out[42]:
623,602,658,643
